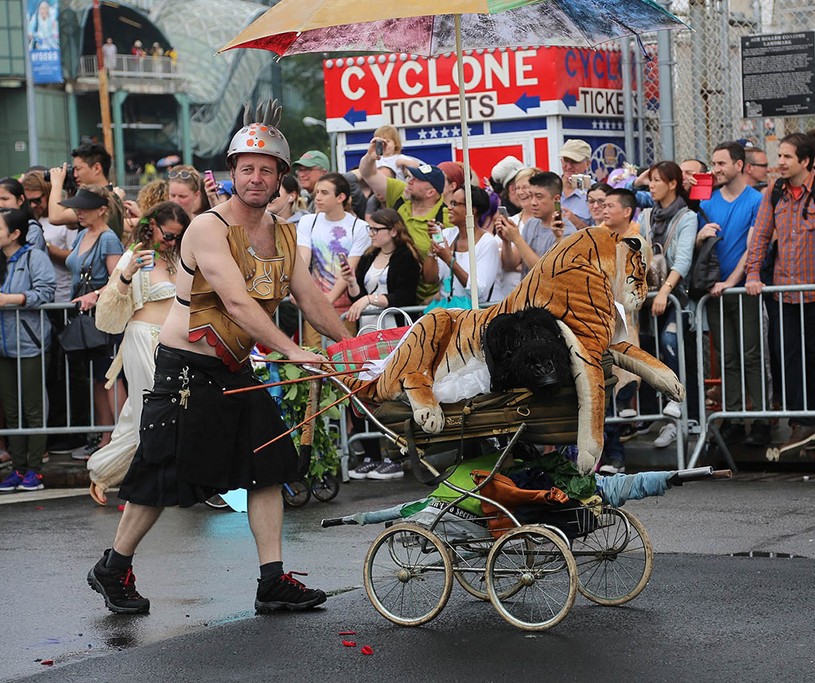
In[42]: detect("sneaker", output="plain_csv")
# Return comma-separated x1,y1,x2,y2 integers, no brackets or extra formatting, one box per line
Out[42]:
719,422,746,445
367,459,404,480
654,423,677,448
16,470,44,491
87,549,150,614
619,424,640,442
635,421,653,435
47,436,86,454
348,458,378,480
744,421,772,447
598,459,626,475
255,571,327,613
0,470,23,492
615,381,638,419
776,423,815,456
0,451,11,471
662,401,683,419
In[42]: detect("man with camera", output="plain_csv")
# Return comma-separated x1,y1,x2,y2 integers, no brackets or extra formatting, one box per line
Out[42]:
47,143,125,239
558,139,593,230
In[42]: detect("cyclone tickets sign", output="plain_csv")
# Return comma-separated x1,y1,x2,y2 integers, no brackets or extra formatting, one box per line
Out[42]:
323,46,629,131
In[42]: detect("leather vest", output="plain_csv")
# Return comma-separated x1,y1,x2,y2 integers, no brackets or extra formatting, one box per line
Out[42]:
188,220,296,371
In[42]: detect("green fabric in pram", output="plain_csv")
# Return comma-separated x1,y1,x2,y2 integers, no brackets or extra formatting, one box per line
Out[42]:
431,451,513,516
515,451,597,500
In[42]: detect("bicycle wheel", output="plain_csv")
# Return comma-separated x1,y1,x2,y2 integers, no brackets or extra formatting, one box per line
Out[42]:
282,480,311,507
572,508,653,606
311,473,340,502
486,525,577,631
364,524,453,627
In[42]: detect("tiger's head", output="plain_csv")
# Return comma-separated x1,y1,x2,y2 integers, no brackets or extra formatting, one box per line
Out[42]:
615,236,650,313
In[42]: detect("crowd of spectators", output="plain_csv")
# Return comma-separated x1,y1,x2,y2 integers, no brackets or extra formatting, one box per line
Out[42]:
3,126,814,492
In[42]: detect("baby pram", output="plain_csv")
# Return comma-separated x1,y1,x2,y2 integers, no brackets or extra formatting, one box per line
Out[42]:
322,324,731,631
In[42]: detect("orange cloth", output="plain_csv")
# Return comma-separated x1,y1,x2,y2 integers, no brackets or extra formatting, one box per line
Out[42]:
471,470,569,538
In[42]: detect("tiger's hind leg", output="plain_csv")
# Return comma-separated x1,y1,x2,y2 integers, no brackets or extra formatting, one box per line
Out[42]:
557,322,606,475
403,373,445,433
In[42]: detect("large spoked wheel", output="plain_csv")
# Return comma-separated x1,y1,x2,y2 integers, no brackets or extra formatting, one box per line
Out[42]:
311,473,340,502
572,508,653,606
449,540,493,600
281,480,311,507
364,524,453,627
486,525,577,631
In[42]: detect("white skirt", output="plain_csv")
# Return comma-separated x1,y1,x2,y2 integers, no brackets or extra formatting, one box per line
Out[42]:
87,320,161,492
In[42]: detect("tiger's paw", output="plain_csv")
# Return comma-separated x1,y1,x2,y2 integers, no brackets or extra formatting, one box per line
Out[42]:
658,372,685,403
576,451,599,477
414,405,445,434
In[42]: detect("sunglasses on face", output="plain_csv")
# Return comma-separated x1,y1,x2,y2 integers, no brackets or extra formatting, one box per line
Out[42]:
28,195,45,206
448,200,463,208
156,223,181,242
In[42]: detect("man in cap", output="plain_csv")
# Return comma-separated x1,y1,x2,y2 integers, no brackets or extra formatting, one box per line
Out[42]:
360,138,451,302
491,155,525,215
293,150,367,219
86,102,349,616
558,139,593,229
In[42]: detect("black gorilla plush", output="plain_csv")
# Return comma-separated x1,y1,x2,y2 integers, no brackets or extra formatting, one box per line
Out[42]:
482,308,573,397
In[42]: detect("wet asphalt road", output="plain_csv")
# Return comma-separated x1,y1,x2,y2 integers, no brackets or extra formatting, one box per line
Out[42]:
2,473,815,682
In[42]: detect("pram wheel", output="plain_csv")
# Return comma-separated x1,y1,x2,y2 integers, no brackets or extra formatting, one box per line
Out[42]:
486,525,577,630
449,541,492,601
572,508,653,606
364,523,453,626
311,473,340,502
282,479,311,507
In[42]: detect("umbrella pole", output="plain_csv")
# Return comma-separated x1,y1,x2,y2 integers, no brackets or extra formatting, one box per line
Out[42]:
454,15,479,311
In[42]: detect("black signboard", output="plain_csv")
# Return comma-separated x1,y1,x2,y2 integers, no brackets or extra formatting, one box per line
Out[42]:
742,31,815,118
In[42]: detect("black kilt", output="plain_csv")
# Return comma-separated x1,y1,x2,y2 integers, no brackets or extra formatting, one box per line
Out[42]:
119,344,301,508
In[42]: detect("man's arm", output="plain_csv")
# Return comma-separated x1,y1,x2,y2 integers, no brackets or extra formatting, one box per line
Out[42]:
744,193,775,295
190,217,335,358
358,139,387,200
47,165,78,226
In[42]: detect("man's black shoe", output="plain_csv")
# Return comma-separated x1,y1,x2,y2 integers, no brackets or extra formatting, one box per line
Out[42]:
255,571,327,613
744,421,772,447
87,549,150,614
719,422,746,445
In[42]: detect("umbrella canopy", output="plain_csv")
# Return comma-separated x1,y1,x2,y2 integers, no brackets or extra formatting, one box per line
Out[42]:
220,0,686,309
220,0,684,56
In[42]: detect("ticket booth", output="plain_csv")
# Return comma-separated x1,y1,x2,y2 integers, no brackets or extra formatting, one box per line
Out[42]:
323,45,642,182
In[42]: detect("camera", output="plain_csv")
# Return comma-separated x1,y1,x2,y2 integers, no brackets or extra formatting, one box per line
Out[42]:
44,166,78,193
568,173,593,191
375,139,384,156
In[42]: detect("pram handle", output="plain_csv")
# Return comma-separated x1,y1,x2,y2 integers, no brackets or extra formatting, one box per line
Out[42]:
321,516,357,528
669,466,732,486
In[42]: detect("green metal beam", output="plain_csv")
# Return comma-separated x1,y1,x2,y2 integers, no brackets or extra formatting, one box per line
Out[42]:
174,93,192,166
112,90,128,186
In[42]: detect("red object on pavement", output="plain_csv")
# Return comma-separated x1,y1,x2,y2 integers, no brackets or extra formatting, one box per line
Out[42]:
35,506,44,510
339,631,356,635
360,646,374,655
41,660,54,666
342,640,357,647
118,505,125,511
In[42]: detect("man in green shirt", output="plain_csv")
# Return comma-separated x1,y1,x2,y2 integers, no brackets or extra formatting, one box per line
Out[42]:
360,138,451,302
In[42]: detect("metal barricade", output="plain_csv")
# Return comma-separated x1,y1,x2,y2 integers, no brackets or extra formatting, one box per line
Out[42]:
688,284,815,468
0,302,122,439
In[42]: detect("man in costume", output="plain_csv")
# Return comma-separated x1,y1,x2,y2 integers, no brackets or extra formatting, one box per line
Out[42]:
87,102,350,615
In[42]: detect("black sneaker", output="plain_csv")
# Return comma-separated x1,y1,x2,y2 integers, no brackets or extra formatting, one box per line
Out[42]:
87,549,150,614
744,421,772,447
255,571,327,613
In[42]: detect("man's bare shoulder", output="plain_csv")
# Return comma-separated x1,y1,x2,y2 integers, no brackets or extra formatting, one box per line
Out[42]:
184,212,230,244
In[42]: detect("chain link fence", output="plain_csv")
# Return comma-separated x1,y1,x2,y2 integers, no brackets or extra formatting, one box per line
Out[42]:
633,0,814,168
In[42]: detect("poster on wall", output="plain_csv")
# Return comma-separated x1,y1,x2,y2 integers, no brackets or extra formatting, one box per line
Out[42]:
27,0,63,84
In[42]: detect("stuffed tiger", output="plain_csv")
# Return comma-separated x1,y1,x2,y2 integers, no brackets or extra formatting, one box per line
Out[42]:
341,228,685,475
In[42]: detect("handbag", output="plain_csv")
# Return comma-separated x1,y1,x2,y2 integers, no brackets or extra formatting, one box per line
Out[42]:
642,208,687,293
59,236,112,354
423,236,474,314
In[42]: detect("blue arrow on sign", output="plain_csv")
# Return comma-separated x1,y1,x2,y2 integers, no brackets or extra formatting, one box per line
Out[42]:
515,92,540,113
343,107,367,125
562,91,578,109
